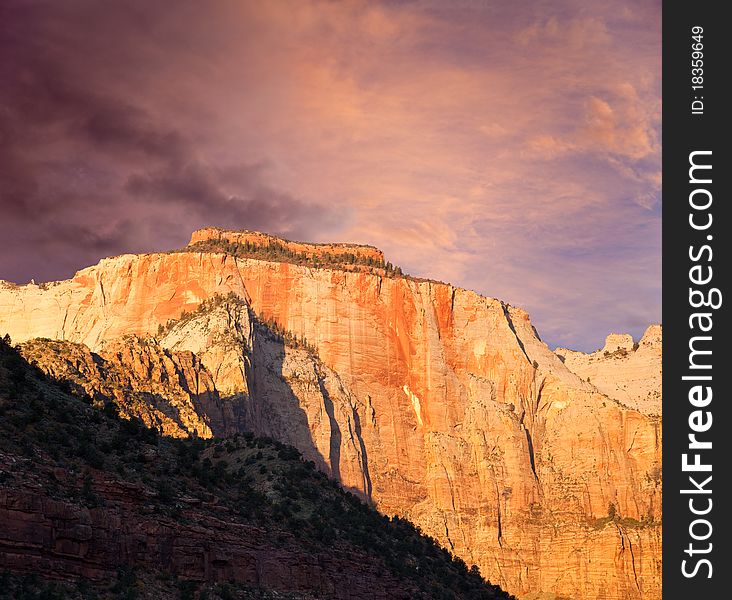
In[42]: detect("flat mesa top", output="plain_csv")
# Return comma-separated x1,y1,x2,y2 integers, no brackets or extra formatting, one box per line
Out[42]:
188,228,385,262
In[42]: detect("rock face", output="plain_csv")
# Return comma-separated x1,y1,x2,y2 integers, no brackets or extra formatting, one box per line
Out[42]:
556,326,662,416
20,336,221,438
0,231,662,600
601,334,636,354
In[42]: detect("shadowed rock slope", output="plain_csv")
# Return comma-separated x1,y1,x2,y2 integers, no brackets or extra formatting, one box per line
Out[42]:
0,336,513,600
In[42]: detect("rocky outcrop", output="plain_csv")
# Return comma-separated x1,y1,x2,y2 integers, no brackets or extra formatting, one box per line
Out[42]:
556,326,662,416
189,227,385,264
601,334,636,354
0,232,662,599
19,336,220,438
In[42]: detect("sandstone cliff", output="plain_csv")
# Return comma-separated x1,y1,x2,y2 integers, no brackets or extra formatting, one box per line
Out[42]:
555,326,662,416
0,230,662,599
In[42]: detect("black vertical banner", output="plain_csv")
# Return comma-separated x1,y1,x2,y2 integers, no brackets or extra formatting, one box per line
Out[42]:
663,2,729,598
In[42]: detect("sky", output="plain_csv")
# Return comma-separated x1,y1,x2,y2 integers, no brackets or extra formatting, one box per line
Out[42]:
0,0,660,352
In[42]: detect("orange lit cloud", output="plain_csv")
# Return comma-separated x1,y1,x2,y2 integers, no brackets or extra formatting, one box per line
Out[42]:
0,0,660,350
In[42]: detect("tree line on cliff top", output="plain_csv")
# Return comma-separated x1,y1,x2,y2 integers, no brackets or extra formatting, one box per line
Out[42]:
183,238,405,276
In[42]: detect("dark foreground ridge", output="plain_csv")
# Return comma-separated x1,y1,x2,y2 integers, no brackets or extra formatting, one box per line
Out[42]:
0,336,514,600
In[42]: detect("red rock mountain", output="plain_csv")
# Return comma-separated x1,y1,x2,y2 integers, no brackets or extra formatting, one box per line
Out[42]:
0,228,662,599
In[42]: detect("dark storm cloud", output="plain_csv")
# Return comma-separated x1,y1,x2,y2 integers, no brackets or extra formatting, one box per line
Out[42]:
0,0,336,283
125,161,315,231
